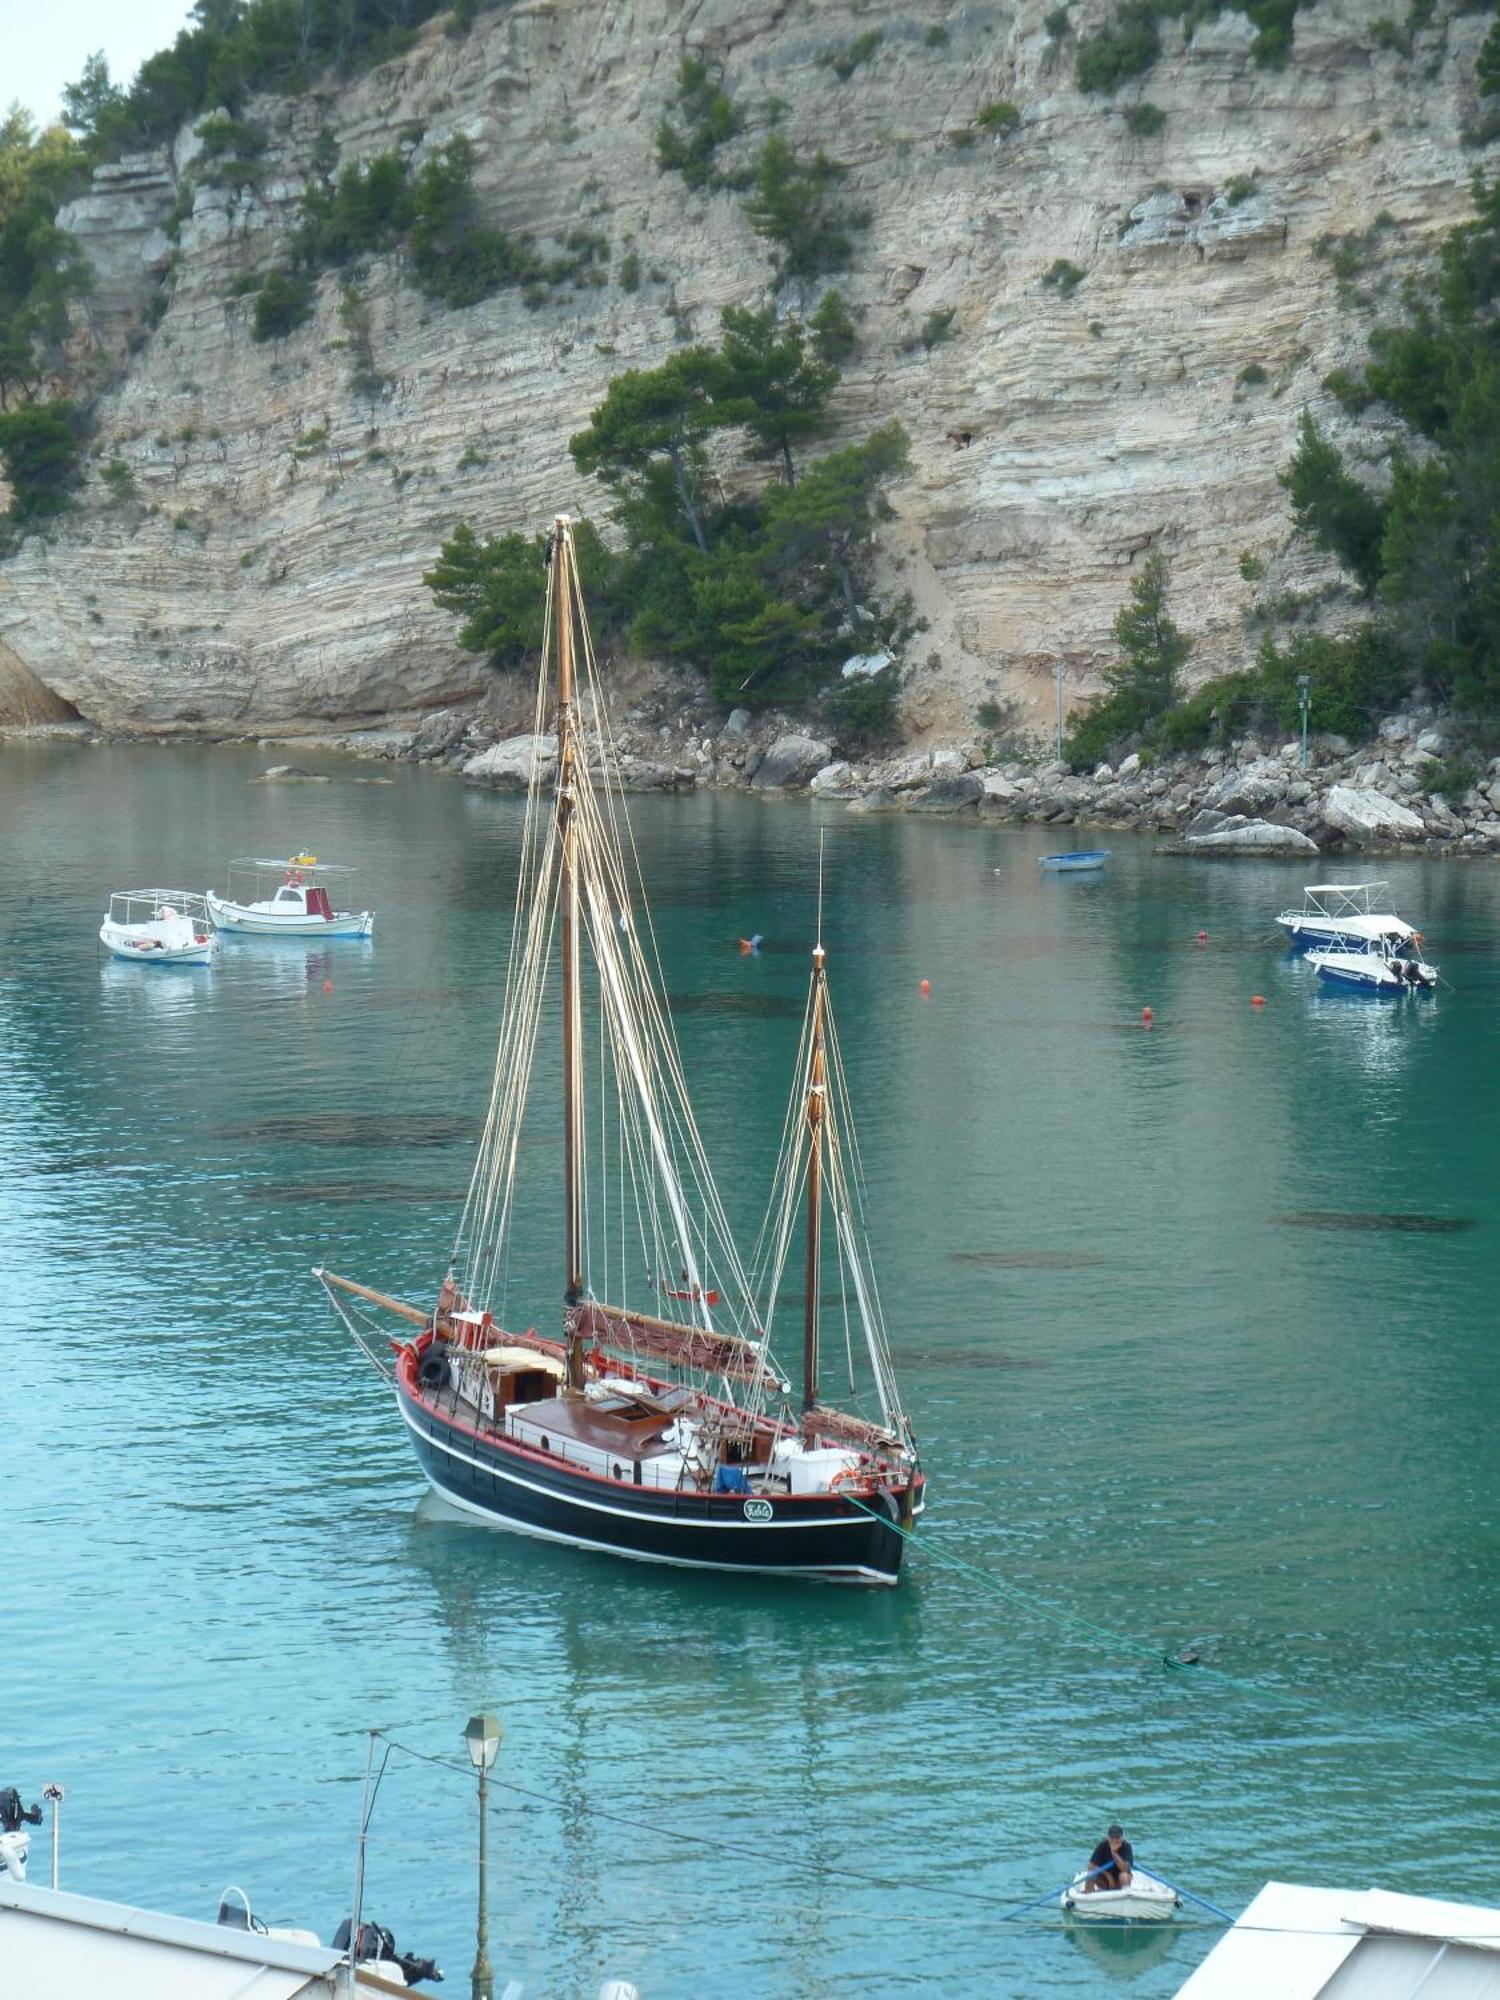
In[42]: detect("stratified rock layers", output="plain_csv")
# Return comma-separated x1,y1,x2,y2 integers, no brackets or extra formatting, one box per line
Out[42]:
0,0,1491,732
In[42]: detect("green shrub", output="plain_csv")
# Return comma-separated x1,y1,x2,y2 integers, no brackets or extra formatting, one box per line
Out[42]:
823,664,903,747
101,458,136,503
1126,102,1166,135
252,268,314,341
1425,750,1481,798
925,24,950,45
1224,173,1259,206
743,137,869,283
825,31,881,80
1076,6,1161,94
1236,361,1269,387
0,399,85,524
1042,258,1086,296
1238,550,1265,581
919,307,957,348
976,100,1021,133
655,56,742,189
1045,8,1072,35
619,249,641,292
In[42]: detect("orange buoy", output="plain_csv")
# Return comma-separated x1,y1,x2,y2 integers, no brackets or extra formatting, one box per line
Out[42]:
1196,929,1209,944
1141,1005,1154,1024
323,979,333,994
1251,994,1266,1007
919,978,931,997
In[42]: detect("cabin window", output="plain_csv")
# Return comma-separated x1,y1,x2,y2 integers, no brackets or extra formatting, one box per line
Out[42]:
539,1435,549,1452
277,888,301,902
612,1462,625,1480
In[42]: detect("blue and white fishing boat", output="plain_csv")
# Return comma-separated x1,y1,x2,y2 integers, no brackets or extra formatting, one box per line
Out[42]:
1038,849,1111,873
1308,935,1439,993
1276,881,1419,952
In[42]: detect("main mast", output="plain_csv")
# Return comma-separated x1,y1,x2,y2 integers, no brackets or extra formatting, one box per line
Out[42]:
554,517,586,1390
802,943,827,1416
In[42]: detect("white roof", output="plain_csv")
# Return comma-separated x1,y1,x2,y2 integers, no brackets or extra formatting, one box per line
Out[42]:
0,1878,370,1998
1176,1882,1500,1999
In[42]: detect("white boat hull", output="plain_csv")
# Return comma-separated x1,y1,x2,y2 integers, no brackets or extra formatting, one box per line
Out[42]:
1060,1873,1180,1922
207,893,374,938
99,921,217,966
1309,947,1437,992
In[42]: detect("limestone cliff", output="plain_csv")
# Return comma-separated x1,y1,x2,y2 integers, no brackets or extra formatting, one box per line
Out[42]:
0,0,1490,736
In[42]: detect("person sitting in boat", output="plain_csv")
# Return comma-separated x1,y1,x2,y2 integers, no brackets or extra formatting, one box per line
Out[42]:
1084,1824,1133,1892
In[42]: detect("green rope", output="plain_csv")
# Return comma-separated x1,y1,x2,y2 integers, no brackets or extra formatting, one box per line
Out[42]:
850,1498,1297,1703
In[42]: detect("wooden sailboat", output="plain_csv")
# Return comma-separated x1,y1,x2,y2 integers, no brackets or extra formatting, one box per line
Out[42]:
316,516,923,1583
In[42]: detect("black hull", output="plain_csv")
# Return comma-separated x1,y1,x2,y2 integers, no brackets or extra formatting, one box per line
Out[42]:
396,1383,911,1584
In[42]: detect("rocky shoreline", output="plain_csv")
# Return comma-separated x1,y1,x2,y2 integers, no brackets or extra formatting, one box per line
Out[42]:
12,695,1500,856
435,693,1500,857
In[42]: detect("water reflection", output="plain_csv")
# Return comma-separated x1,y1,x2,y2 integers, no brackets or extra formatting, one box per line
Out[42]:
1064,1917,1181,1981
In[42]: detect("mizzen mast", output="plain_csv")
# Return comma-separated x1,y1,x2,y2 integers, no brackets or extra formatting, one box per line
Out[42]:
802,942,828,1417
553,515,587,1390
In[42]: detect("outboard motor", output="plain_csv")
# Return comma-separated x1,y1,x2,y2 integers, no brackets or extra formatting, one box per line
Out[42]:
333,1915,444,1987
0,1788,41,1884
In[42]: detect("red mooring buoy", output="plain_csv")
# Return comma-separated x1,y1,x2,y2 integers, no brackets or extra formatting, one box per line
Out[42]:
1141,1005,1154,1025
323,979,334,994
919,978,931,998
1251,994,1266,1008
1196,929,1209,944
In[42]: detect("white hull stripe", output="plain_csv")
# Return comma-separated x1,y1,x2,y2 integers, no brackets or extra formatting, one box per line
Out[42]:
398,1396,886,1535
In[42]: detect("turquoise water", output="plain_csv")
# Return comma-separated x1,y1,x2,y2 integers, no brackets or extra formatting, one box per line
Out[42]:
6,741,1500,1997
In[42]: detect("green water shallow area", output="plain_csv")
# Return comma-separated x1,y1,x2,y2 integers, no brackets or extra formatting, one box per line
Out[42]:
6,740,1500,1997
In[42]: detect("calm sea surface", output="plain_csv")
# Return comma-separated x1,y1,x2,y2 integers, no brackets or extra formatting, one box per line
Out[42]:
5,741,1500,1997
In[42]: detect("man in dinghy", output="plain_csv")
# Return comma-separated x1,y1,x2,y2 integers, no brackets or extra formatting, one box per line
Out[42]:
1084,1824,1134,1892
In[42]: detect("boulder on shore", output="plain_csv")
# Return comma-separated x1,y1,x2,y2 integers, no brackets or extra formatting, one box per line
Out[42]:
906,773,984,813
1323,784,1427,846
752,733,833,790
1183,816,1319,854
463,733,558,788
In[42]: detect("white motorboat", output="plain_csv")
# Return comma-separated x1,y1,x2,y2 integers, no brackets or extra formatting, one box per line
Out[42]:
1276,881,1420,952
99,890,219,966
217,1886,441,1988
207,855,375,938
1308,935,1439,993
1060,1870,1181,1922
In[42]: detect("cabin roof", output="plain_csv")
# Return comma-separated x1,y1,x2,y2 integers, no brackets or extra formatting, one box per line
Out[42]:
0,1879,356,1998
1176,1882,1500,1998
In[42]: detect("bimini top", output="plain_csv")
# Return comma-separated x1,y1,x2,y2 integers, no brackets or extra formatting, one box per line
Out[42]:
1325,914,1421,944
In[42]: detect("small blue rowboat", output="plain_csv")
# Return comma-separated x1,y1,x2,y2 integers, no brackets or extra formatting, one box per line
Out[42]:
1038,850,1111,872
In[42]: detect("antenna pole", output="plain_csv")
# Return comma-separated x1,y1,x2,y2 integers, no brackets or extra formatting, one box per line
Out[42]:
802,943,827,1416
555,517,586,1386
347,1730,378,1997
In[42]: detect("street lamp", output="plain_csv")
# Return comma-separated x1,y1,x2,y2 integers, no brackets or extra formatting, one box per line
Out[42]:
464,1714,502,2000
1296,672,1312,769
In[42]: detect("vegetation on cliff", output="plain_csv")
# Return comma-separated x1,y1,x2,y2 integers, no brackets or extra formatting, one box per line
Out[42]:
57,0,500,160
1067,172,1500,769
428,306,909,724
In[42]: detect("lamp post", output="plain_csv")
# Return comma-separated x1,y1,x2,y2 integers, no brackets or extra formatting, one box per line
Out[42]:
1296,672,1311,769
464,1713,502,2000
41,1784,63,1890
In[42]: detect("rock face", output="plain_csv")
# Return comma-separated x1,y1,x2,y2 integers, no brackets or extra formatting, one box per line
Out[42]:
0,0,1492,733
752,735,833,791
1323,785,1428,846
